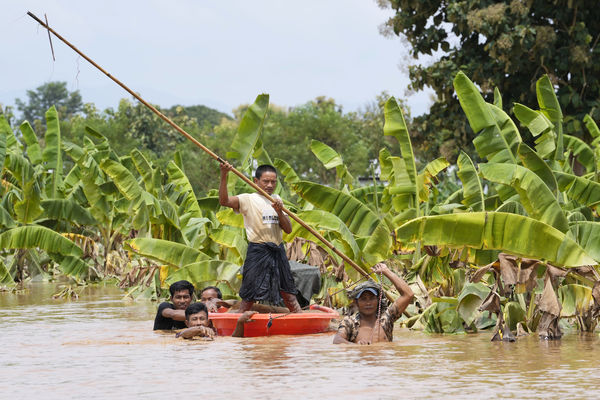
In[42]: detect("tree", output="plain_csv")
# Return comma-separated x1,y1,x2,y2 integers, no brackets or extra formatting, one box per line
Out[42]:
262,97,371,185
15,82,83,127
379,0,600,162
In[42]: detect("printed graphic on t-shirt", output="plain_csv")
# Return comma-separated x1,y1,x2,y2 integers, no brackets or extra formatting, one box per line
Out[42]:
262,208,279,224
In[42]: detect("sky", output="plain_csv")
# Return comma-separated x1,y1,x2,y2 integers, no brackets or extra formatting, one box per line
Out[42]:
1,1,434,117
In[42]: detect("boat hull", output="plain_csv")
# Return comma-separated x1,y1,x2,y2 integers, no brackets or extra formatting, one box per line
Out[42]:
209,305,338,337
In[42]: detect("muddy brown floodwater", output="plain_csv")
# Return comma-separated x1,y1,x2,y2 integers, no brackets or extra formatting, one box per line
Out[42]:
1,283,599,399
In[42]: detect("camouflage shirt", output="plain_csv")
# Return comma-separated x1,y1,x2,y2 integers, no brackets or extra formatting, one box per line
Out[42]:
336,302,403,342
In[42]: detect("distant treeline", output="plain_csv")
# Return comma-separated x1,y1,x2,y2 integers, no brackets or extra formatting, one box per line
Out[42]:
1,82,407,195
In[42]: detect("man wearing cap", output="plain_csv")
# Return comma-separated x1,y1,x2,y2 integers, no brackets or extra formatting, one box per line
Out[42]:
333,262,414,345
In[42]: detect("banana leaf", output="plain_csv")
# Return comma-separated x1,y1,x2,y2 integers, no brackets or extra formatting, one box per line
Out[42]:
63,163,82,191
40,199,97,226
166,161,203,219
349,185,384,211
563,134,595,174
456,151,484,211
456,282,490,326
165,259,242,292
181,217,212,249
131,149,155,194
100,159,143,201
54,254,89,278
291,181,382,237
126,238,209,268
381,153,415,211
197,196,220,212
226,94,269,168
0,260,15,287
0,205,16,229
216,208,244,229
495,201,526,216
480,163,568,232
493,87,502,108
14,179,44,224
536,75,564,159
453,71,520,164
273,158,301,186
383,97,418,213
0,115,11,167
568,221,600,262
395,212,596,267
504,301,526,331
19,121,42,164
555,171,600,208
0,225,83,257
517,143,558,195
42,106,62,198
284,209,360,260
80,164,111,223
417,157,449,202
558,284,593,317
5,153,34,184
583,114,600,138
210,226,247,261
513,103,556,158
360,222,392,266
310,140,353,186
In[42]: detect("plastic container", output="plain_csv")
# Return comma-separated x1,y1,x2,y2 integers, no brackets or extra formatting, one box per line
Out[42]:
209,304,339,337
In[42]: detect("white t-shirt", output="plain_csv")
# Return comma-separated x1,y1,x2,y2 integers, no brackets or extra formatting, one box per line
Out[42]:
237,193,285,244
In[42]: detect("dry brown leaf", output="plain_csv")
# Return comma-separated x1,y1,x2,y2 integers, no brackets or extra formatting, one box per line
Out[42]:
537,274,561,316
498,253,518,286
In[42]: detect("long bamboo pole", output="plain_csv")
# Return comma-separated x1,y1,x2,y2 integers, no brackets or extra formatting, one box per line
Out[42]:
27,11,372,279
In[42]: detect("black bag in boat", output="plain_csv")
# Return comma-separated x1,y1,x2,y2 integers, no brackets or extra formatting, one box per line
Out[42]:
239,242,298,304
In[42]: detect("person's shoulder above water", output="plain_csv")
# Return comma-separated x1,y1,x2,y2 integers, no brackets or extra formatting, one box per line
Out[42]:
154,302,187,330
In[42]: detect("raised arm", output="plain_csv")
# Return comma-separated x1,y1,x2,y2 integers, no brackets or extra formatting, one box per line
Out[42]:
372,262,414,314
219,162,240,211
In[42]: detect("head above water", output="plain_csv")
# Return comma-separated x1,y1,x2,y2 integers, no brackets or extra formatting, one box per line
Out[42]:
169,280,195,310
349,280,388,316
349,281,381,300
184,302,209,327
200,286,222,302
254,165,278,195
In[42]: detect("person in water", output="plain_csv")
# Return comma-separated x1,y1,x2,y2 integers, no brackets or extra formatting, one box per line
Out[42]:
176,302,216,339
153,280,195,330
200,286,223,304
333,263,414,345
219,162,302,314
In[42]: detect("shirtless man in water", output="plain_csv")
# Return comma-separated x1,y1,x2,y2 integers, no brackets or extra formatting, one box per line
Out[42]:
333,263,414,345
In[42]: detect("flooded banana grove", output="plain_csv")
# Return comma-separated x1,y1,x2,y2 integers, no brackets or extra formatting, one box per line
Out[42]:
1,283,599,399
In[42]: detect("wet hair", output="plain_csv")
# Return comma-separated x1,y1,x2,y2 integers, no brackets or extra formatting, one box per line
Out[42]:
185,302,208,320
169,280,195,297
255,165,277,180
201,286,222,299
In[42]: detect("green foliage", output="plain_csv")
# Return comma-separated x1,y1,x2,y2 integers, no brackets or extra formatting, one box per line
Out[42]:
380,0,600,161
15,82,82,126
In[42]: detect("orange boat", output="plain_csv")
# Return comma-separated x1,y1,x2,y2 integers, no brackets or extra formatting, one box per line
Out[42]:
209,305,339,337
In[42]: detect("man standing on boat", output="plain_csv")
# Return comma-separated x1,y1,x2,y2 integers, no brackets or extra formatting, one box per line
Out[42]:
219,162,302,314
